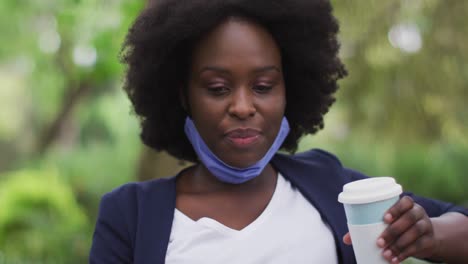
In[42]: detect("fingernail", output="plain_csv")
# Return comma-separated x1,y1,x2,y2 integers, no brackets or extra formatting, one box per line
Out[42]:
392,256,399,263
384,213,392,222
383,249,392,258
377,238,385,247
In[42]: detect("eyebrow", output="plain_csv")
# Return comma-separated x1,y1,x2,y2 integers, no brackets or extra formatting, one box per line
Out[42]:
198,65,281,76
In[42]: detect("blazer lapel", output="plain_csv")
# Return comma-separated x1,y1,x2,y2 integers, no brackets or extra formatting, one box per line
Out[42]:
271,151,356,264
134,177,177,264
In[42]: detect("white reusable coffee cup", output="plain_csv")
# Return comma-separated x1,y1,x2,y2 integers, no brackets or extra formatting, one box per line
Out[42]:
338,177,402,264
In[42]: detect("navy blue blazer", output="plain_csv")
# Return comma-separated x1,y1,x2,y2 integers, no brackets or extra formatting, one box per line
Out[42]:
90,149,468,264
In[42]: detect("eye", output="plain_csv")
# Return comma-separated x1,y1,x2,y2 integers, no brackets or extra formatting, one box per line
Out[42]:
207,85,229,95
253,84,273,93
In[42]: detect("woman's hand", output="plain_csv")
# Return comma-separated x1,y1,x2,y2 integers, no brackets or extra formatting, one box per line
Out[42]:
377,196,439,263
343,196,440,263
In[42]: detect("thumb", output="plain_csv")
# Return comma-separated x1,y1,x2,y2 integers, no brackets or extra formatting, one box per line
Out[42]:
343,232,352,245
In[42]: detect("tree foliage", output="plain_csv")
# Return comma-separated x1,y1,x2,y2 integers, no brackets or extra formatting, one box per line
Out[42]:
332,0,468,145
0,0,466,262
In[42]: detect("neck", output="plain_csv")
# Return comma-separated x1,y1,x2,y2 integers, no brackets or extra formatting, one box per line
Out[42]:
180,163,277,194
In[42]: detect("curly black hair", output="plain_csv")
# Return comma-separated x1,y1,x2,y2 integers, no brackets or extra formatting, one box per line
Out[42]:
121,0,347,162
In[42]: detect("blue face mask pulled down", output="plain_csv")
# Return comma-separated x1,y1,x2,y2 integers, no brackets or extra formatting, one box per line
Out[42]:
184,117,290,184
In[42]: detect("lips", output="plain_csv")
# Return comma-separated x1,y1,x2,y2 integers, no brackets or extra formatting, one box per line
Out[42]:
225,128,261,147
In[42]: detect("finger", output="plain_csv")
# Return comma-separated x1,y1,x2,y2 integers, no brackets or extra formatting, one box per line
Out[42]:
384,196,414,224
343,233,352,245
387,219,430,256
380,203,426,247
395,236,436,262
382,248,402,264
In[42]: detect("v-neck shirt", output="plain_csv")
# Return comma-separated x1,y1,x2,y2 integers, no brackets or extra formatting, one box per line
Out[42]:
165,173,338,263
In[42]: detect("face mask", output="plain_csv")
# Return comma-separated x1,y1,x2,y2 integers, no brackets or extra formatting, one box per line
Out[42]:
184,117,290,184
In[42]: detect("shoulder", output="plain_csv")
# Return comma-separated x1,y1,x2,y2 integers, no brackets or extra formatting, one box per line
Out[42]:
274,148,342,168
294,148,343,166
90,177,177,262
273,149,339,174
97,176,177,234
105,177,176,197
280,150,467,217
273,148,369,182
101,176,176,213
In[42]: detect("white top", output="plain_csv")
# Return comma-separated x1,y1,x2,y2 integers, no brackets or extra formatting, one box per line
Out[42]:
166,173,338,264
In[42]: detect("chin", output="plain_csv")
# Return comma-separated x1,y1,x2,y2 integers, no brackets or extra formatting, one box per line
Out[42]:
223,155,263,168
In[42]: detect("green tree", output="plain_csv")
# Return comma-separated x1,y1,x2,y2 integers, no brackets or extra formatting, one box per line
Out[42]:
332,0,468,145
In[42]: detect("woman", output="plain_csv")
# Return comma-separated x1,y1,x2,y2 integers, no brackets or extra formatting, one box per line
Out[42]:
90,0,468,263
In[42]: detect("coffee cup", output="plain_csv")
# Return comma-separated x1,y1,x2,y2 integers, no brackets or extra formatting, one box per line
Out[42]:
338,177,402,264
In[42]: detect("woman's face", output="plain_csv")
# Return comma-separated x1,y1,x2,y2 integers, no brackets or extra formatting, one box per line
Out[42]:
187,18,286,168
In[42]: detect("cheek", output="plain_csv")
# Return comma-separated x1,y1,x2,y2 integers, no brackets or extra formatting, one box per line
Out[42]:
272,89,287,130
187,87,212,116
277,96,287,115
262,94,286,136
187,94,225,138
190,97,225,124
271,87,286,117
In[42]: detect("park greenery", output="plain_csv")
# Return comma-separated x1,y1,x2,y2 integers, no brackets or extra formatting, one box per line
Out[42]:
0,0,466,262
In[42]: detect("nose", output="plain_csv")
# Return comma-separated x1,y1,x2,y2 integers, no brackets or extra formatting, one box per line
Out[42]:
228,87,256,120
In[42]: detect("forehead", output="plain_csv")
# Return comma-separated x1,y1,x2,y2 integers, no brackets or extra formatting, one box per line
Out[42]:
190,17,282,70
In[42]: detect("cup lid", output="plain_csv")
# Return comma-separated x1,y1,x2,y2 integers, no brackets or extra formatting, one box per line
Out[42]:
338,177,402,204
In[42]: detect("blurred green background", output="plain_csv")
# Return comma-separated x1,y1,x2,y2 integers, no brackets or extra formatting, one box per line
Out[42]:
0,0,466,263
